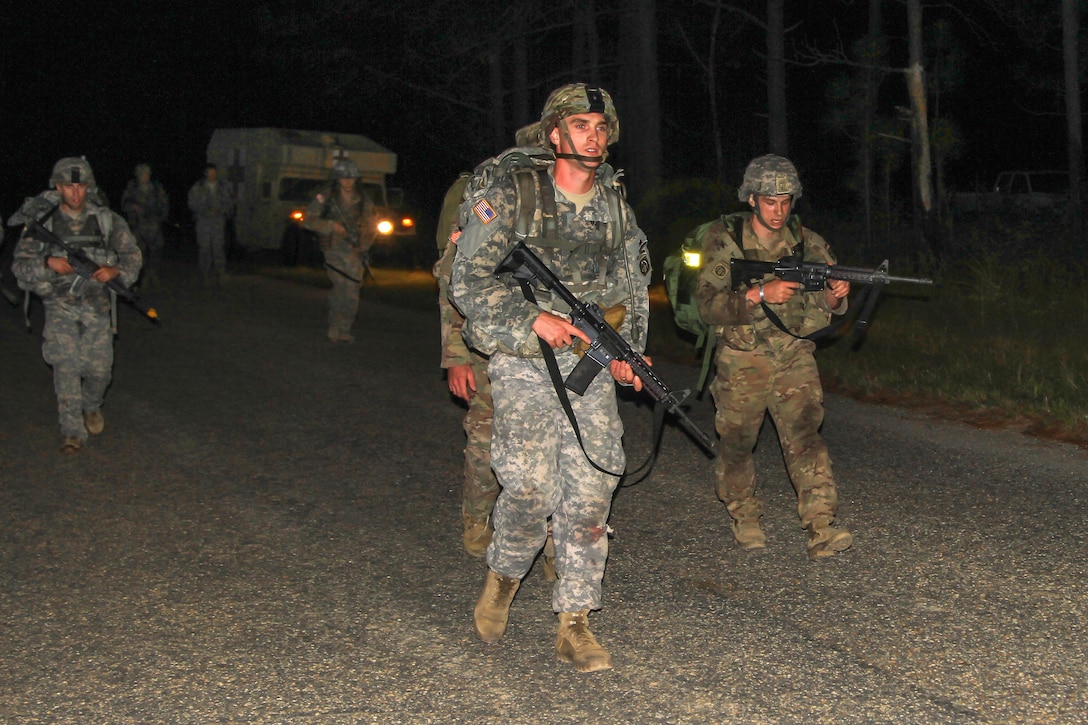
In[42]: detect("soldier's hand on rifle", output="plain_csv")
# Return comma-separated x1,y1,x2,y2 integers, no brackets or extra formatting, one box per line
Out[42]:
92,266,120,284
609,359,645,392
46,256,74,275
756,279,801,305
447,364,477,402
532,311,591,350
825,276,850,309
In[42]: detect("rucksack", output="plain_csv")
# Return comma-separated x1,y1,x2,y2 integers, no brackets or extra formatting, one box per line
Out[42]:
457,147,628,255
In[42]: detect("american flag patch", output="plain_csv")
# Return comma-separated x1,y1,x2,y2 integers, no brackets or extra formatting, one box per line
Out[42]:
473,199,497,224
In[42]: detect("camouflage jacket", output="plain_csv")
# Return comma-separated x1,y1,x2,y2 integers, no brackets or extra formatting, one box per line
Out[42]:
433,241,486,369
450,167,651,359
187,180,234,219
12,196,142,314
694,212,845,352
303,188,376,252
121,180,170,226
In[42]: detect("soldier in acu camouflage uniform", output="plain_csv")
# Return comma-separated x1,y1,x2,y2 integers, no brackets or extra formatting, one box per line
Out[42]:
302,158,377,343
121,163,170,288
693,154,853,560
11,157,143,454
187,163,234,288
451,84,652,673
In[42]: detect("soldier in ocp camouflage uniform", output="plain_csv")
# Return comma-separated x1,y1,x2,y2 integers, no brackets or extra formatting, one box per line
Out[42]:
451,84,652,673
302,158,377,343
11,157,143,454
693,154,853,559
121,163,170,287
434,174,499,558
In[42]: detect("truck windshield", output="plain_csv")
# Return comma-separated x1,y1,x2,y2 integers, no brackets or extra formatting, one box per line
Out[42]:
279,178,387,205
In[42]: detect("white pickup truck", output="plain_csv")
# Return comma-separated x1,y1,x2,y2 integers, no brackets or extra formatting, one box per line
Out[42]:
953,170,1070,213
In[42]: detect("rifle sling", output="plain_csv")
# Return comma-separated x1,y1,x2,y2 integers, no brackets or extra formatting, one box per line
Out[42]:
515,275,663,483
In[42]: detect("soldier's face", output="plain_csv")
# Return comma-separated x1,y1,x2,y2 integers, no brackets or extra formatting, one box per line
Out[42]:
57,182,88,212
750,194,792,232
338,178,356,193
138,171,151,184
551,112,608,165
206,168,218,183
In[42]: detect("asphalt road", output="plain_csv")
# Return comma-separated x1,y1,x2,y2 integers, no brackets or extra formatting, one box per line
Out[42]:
2,262,1086,724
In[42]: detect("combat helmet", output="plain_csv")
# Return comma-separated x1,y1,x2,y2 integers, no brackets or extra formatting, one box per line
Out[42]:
332,158,361,179
737,154,803,202
538,83,620,147
50,156,96,188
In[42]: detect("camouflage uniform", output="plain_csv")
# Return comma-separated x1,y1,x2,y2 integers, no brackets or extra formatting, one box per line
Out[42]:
11,159,142,447
302,161,376,343
694,155,851,558
433,240,498,544
450,163,651,613
121,164,169,285
187,167,234,285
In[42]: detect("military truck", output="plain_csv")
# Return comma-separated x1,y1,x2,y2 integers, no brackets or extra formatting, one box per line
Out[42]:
205,128,415,264
953,170,1071,214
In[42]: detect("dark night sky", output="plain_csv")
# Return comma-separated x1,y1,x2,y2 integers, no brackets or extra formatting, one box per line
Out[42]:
0,2,1076,232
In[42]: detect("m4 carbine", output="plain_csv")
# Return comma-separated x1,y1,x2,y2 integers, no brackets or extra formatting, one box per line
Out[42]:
497,241,715,457
730,256,934,292
24,215,158,322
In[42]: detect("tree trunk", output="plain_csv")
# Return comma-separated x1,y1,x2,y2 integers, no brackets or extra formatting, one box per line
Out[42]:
906,0,935,254
1062,0,1085,250
621,0,663,201
487,44,505,151
766,0,788,155
862,0,883,250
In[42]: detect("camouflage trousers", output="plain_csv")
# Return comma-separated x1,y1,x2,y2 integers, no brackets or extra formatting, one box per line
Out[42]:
133,222,166,279
41,300,114,441
709,339,838,528
322,242,363,338
486,352,624,613
195,217,228,278
460,358,499,524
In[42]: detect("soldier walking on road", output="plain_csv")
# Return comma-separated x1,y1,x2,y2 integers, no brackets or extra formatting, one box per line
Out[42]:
451,84,652,673
187,163,234,288
434,174,500,558
11,157,143,454
693,154,853,559
302,158,376,343
121,163,169,288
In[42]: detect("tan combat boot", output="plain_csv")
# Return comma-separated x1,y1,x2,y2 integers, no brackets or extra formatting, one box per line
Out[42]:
84,410,105,435
732,519,766,550
473,569,521,643
59,437,83,455
556,610,612,673
806,516,853,560
463,515,492,559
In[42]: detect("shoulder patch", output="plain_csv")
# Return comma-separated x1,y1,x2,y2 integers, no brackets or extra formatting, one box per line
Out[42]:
472,199,497,225
712,263,730,280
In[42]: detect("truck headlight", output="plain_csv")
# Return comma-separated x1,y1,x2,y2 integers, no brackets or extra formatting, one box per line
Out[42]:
377,220,394,235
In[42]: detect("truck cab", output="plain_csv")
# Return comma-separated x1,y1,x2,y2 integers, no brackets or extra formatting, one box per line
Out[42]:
205,128,414,264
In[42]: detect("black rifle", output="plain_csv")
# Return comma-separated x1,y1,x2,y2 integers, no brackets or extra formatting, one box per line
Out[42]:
497,241,716,457
730,257,934,292
328,197,375,283
24,215,159,322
